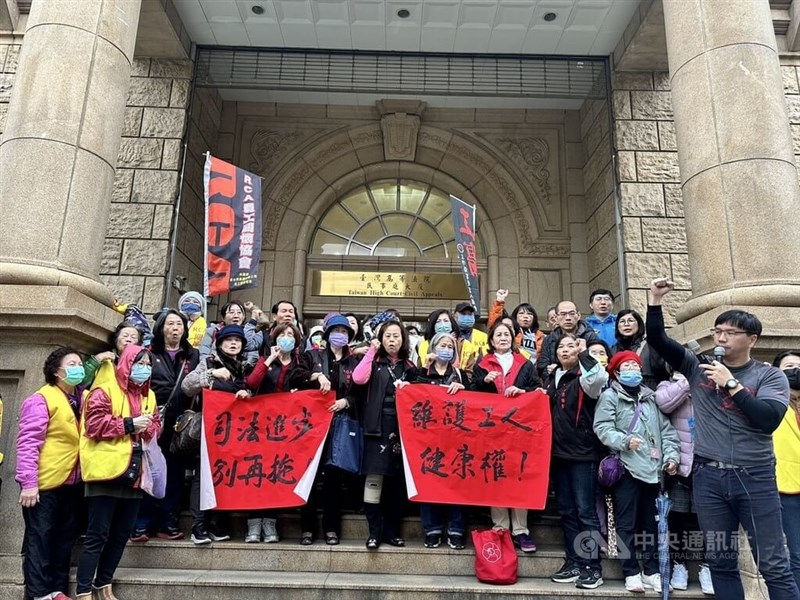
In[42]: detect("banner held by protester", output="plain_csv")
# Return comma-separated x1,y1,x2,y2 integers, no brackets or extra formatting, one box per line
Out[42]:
199,389,333,510
450,195,481,316
397,385,552,509
203,154,263,297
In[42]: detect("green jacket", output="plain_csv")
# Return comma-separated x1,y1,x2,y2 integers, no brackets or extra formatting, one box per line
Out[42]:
593,381,680,484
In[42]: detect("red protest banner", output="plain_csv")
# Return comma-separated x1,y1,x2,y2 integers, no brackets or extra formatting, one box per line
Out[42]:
203,154,262,297
397,385,551,510
199,389,333,511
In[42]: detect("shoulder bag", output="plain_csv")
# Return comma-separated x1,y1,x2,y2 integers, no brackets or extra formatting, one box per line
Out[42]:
597,402,644,489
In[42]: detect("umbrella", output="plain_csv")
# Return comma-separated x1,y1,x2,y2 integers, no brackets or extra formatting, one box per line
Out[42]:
656,471,673,600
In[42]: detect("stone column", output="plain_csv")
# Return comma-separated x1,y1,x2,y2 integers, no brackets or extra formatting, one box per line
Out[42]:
0,0,142,304
663,0,800,328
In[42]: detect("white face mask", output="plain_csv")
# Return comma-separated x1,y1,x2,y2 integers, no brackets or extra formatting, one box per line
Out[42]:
409,334,420,348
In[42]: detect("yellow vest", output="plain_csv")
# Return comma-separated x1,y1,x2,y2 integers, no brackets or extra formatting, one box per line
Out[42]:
91,360,116,387
80,380,156,482
775,405,800,494
418,330,489,373
37,385,80,491
188,316,207,348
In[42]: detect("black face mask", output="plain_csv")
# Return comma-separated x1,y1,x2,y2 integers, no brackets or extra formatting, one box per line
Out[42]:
784,367,800,391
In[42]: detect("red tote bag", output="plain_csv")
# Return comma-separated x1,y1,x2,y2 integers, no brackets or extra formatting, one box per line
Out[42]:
471,529,519,585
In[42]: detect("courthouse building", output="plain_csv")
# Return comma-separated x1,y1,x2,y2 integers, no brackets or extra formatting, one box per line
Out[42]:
1,0,799,596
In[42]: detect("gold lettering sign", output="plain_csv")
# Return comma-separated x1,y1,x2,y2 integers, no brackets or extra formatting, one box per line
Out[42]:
311,270,469,299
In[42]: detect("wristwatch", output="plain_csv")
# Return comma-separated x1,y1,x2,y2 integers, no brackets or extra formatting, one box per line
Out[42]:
724,378,740,391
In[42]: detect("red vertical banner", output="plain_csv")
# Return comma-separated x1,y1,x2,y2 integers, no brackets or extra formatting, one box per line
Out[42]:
203,154,262,297
397,385,552,509
199,390,333,510
451,195,480,315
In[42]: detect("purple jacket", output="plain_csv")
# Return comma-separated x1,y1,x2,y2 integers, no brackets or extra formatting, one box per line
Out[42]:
15,389,83,490
654,377,694,477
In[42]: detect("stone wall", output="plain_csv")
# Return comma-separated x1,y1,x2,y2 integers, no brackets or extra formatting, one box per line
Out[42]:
780,56,800,181
165,85,223,309
0,40,19,134
100,57,192,314
611,71,688,325
580,94,621,304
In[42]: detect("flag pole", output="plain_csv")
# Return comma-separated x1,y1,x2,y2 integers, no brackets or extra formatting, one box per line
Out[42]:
202,152,211,321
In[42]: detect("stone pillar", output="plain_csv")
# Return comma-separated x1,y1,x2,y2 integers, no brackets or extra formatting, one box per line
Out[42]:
663,0,800,331
0,0,142,304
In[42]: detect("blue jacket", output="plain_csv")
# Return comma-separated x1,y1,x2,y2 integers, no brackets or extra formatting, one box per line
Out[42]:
585,313,617,347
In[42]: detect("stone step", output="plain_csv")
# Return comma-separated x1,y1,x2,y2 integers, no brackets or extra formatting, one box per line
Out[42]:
178,511,568,544
118,539,703,582
106,567,711,599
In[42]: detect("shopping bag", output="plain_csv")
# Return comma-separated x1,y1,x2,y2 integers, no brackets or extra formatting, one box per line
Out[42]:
141,439,167,499
471,529,518,585
325,412,363,474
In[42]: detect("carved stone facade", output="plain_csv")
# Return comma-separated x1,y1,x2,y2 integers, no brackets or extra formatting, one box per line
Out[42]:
203,102,583,320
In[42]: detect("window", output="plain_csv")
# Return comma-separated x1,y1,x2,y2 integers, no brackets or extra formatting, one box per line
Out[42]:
311,180,459,257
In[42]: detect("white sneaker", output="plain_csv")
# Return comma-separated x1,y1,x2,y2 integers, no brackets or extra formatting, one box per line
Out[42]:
625,573,645,593
262,518,279,543
641,572,672,593
245,518,261,543
699,563,715,595
671,562,689,590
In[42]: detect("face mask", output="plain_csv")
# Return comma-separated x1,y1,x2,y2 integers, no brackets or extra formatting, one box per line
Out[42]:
435,348,454,363
408,334,420,348
594,354,608,367
785,367,800,391
61,365,85,386
457,315,475,329
181,303,201,315
311,335,322,346
328,332,349,349
434,321,452,334
130,364,152,384
277,337,295,353
618,370,643,387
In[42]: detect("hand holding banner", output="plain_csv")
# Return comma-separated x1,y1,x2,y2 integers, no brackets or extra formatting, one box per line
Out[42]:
397,385,551,510
200,389,333,511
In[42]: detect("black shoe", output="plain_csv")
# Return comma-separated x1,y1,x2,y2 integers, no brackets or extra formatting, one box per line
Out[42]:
384,537,405,547
576,566,604,589
366,537,380,550
447,534,466,550
208,529,230,542
551,561,581,584
190,527,212,545
424,533,441,548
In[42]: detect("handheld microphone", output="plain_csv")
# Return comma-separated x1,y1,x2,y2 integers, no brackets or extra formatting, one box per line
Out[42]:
713,345,726,363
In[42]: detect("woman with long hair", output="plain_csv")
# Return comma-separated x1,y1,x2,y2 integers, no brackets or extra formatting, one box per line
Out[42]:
352,320,417,550
471,321,542,553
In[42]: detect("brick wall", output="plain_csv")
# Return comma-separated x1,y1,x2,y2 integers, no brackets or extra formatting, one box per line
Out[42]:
100,58,192,314
611,71,688,325
580,95,621,301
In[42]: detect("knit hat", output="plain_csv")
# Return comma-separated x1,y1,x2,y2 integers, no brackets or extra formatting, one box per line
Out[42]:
323,314,354,341
216,324,245,346
607,350,642,379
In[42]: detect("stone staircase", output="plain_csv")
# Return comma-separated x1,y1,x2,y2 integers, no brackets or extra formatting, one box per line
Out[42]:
0,512,711,599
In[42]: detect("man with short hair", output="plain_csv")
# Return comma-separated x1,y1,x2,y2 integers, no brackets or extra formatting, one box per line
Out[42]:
585,289,617,347
453,302,489,354
244,299,302,353
646,278,798,600
537,300,599,380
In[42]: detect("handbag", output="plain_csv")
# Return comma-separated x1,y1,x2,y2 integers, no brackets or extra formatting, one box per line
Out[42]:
170,396,202,457
325,410,363,474
598,402,644,489
471,529,518,585
117,443,143,487
140,439,167,499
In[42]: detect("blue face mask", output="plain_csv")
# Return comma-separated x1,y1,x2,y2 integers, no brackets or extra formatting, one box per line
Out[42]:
278,337,296,353
130,364,152,384
434,321,452,334
457,314,475,329
62,365,85,386
618,370,643,387
181,303,201,315
435,347,454,363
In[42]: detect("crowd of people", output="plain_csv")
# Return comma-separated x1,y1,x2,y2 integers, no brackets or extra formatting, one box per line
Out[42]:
10,281,800,599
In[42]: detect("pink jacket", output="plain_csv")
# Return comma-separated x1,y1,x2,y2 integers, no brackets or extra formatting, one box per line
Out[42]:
15,389,83,490
654,377,694,477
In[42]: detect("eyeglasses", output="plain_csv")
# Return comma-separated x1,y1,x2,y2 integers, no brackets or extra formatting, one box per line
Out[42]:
710,328,751,337
558,311,578,318
618,318,638,325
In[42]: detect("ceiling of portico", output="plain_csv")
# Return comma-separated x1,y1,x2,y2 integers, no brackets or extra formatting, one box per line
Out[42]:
173,0,641,56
